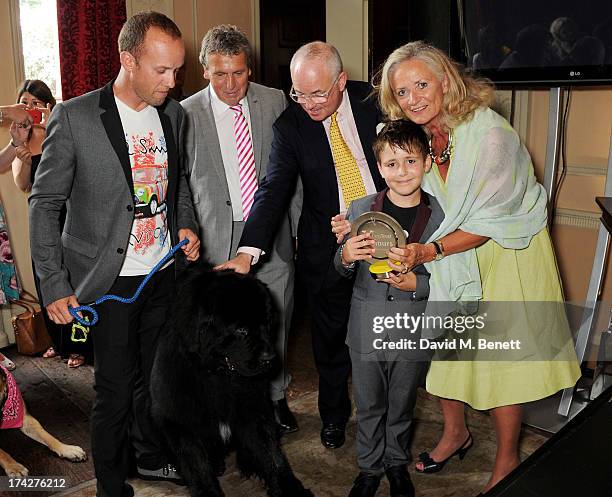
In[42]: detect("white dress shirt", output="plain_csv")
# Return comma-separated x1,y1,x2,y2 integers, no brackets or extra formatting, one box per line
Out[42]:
209,84,253,221
323,89,377,213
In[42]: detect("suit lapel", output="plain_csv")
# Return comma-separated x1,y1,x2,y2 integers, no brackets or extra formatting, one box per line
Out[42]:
370,188,387,211
246,87,264,179
99,81,133,193
408,195,432,243
201,88,231,198
156,103,177,214
371,188,432,242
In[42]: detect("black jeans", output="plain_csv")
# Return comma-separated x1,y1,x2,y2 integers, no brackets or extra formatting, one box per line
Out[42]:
90,266,174,497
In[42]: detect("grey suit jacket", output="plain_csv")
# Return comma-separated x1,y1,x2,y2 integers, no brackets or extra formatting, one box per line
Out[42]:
334,190,444,354
181,82,299,266
29,81,198,306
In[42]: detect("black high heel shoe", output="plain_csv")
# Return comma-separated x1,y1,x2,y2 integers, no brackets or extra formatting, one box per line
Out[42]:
415,432,473,473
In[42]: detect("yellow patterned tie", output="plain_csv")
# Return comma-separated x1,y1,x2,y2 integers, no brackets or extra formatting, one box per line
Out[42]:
329,112,366,207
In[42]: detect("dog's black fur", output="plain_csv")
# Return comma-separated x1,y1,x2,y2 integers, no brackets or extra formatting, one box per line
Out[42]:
151,267,313,497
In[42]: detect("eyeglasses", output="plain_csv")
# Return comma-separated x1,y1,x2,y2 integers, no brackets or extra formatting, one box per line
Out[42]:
289,74,341,104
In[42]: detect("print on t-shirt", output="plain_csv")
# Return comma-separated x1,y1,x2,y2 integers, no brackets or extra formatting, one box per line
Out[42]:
131,133,168,219
128,131,169,255
115,97,171,276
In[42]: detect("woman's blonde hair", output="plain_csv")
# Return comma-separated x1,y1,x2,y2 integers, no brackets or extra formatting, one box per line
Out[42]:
375,41,494,128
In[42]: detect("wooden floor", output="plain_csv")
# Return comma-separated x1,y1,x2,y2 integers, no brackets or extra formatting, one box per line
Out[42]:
0,304,552,497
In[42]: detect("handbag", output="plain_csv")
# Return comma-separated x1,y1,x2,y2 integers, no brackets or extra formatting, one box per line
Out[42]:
10,290,53,356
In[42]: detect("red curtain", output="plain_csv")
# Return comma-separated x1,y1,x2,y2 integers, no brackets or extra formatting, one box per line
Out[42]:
56,0,126,100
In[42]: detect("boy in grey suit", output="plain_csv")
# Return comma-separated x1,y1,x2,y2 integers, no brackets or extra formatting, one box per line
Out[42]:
335,121,443,497
181,25,300,432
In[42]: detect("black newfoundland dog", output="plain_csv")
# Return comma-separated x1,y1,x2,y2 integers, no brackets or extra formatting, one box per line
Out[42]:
151,267,313,497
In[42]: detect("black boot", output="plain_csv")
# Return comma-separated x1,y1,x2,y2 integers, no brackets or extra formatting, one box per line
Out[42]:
320,422,346,449
273,398,299,433
385,465,415,497
347,472,382,497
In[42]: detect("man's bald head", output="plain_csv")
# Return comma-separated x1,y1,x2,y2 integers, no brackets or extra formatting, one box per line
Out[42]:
290,41,343,78
289,42,347,122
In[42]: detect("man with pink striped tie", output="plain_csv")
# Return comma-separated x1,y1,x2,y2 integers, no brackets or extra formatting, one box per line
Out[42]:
182,25,301,434
232,102,258,219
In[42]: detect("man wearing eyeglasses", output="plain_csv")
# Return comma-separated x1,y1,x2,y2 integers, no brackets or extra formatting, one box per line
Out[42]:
217,41,386,450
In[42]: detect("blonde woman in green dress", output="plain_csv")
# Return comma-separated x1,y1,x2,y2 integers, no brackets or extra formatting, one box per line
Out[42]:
374,41,581,494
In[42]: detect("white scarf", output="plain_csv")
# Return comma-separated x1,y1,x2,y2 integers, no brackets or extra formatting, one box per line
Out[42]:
422,107,548,302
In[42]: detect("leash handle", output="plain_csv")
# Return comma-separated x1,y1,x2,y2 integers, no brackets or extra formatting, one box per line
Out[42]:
68,238,189,327
71,322,90,342
69,304,98,326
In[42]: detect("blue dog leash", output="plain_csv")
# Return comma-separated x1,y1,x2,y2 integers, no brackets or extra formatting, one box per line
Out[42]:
68,238,189,326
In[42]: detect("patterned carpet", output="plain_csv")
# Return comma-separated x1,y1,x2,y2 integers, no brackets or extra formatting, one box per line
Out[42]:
2,314,549,497
49,387,548,497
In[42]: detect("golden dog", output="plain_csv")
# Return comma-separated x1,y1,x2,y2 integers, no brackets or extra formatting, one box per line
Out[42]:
0,364,87,477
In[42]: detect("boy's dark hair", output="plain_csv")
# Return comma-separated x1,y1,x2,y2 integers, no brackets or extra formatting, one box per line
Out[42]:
118,11,182,60
372,120,429,162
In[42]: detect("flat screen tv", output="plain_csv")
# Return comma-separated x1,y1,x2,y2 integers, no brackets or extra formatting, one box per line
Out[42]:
460,0,612,86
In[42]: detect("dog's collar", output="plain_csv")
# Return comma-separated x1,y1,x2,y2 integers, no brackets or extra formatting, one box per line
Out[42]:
202,357,239,376
213,356,270,378
223,356,239,374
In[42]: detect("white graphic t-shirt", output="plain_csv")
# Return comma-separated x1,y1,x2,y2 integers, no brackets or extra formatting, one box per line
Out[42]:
116,97,171,276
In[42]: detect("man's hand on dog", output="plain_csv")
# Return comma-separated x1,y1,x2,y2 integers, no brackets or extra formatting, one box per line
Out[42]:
46,294,81,325
214,252,252,274
179,228,201,262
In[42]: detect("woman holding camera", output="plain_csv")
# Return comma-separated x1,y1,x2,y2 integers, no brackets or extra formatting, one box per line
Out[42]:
1,80,55,190
1,80,88,368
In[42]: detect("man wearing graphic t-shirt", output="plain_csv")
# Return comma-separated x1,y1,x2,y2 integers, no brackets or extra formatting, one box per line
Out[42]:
29,12,200,497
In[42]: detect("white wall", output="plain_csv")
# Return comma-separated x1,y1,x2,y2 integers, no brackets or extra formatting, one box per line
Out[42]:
326,0,369,81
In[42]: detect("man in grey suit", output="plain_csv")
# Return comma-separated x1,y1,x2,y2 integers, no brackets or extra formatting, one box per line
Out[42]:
29,12,200,497
181,25,299,432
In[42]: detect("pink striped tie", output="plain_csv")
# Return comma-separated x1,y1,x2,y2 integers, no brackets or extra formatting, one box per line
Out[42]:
231,104,257,220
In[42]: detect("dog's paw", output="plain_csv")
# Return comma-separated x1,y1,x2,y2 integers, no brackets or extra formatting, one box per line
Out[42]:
4,461,29,478
287,486,314,497
55,444,87,462
279,473,315,497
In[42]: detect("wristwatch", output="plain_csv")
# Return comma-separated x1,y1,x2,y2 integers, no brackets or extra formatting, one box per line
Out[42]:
432,239,445,261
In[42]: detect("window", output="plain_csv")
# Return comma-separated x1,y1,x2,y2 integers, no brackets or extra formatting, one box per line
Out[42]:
18,0,62,99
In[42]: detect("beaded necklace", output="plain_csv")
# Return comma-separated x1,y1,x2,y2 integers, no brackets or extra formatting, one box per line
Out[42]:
429,131,453,165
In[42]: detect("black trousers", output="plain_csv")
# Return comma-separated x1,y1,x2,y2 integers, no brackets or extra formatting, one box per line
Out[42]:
307,263,353,425
90,266,174,497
